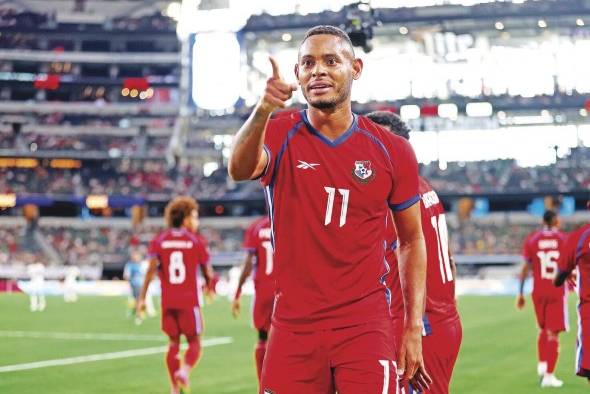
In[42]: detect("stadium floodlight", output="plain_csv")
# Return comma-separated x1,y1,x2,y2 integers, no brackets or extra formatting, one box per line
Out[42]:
192,32,241,110
0,193,17,208
577,19,585,27
203,162,219,177
466,102,493,117
400,105,420,120
437,103,458,120
495,21,504,30
166,2,182,21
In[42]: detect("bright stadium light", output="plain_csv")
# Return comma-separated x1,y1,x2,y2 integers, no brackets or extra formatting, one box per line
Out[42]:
203,162,219,177
495,21,504,30
577,19,585,27
192,32,241,110
400,104,420,120
437,103,458,120
166,2,182,21
466,102,493,117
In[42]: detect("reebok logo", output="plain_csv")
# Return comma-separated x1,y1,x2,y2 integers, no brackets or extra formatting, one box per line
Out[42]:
296,160,320,170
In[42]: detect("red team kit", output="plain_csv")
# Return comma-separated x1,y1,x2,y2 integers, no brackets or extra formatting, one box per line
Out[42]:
387,178,462,394
257,110,424,393
559,224,590,379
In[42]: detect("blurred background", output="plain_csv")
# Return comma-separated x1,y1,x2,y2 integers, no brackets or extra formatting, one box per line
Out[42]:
0,1,589,392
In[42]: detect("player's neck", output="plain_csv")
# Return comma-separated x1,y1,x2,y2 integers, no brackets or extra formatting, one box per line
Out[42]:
306,104,354,142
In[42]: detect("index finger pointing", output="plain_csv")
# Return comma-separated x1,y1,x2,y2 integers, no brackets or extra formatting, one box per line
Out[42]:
269,56,281,79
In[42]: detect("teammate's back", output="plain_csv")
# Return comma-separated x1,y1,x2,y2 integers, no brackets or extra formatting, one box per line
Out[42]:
150,227,209,310
524,227,567,298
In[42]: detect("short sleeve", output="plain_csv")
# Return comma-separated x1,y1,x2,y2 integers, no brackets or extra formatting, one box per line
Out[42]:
147,237,160,260
522,235,532,264
387,135,420,211
559,232,578,273
242,221,257,252
259,117,300,187
196,235,211,266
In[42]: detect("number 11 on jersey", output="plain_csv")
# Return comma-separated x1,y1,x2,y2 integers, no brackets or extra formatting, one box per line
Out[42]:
324,187,350,227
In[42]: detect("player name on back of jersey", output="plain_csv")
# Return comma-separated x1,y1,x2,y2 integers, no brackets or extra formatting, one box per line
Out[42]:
421,190,440,209
161,240,194,249
538,239,558,250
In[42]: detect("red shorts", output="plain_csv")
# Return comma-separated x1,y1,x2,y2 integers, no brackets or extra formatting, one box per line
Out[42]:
576,309,590,378
253,288,274,332
532,294,568,333
392,317,462,394
161,307,203,340
260,319,398,394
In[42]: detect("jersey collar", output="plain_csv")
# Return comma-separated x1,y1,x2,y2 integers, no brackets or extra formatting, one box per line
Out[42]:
301,109,358,147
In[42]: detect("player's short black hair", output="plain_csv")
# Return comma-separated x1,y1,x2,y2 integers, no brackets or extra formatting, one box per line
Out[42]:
543,210,558,226
366,111,412,140
301,25,355,57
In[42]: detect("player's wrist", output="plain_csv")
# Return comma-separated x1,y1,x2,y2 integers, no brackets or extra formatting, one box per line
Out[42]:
256,100,276,116
234,288,242,301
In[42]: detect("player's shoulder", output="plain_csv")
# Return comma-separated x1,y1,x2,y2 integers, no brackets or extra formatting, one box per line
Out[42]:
151,228,171,243
357,114,410,147
267,110,304,136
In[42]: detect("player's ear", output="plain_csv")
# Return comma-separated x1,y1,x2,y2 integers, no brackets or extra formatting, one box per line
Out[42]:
294,63,300,81
352,58,363,81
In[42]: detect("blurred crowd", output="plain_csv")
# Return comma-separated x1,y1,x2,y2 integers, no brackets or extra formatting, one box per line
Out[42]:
1,146,588,198
422,147,590,194
2,217,589,272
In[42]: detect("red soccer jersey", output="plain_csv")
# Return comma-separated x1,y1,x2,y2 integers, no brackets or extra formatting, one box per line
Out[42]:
387,178,458,326
523,228,567,299
148,228,210,310
417,178,458,325
559,224,590,314
243,216,274,291
260,110,420,330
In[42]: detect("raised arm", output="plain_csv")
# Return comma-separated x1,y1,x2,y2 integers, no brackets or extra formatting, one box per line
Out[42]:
228,57,297,181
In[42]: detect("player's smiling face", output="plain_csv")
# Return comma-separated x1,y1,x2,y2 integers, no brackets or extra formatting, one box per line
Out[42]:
296,34,362,110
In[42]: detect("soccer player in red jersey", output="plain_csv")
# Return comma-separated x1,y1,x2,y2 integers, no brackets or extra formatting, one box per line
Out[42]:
232,216,274,383
229,25,430,394
555,205,590,384
367,111,462,394
516,210,568,387
136,196,214,394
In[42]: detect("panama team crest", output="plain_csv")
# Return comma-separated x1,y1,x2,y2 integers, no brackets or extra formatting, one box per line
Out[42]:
352,160,376,183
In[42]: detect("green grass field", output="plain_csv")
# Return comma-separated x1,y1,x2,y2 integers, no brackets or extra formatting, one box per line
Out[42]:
0,293,587,393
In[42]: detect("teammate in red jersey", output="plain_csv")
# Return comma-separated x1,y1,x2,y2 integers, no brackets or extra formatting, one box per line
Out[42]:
137,196,214,394
229,25,430,394
232,216,274,383
516,210,568,387
367,111,462,394
555,205,590,384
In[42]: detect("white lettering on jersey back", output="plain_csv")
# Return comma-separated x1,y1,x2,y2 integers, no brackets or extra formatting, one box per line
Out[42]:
421,190,440,209
161,240,193,249
538,239,558,250
258,228,272,240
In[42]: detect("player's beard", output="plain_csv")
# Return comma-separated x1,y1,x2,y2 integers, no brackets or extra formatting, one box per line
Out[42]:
305,79,352,110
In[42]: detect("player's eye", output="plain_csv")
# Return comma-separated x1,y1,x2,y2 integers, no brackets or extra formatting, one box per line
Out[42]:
326,58,337,65
302,60,313,67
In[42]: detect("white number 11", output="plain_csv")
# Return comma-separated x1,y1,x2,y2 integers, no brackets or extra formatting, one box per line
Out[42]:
324,187,350,227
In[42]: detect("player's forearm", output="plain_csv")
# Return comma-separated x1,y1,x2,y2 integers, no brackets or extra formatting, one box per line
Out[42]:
518,264,529,295
228,104,272,181
554,270,570,287
235,257,253,299
398,236,427,328
138,267,156,301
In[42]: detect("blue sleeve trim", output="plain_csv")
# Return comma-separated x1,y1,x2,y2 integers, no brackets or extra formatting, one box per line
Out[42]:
389,194,420,211
252,145,271,181
390,239,398,251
